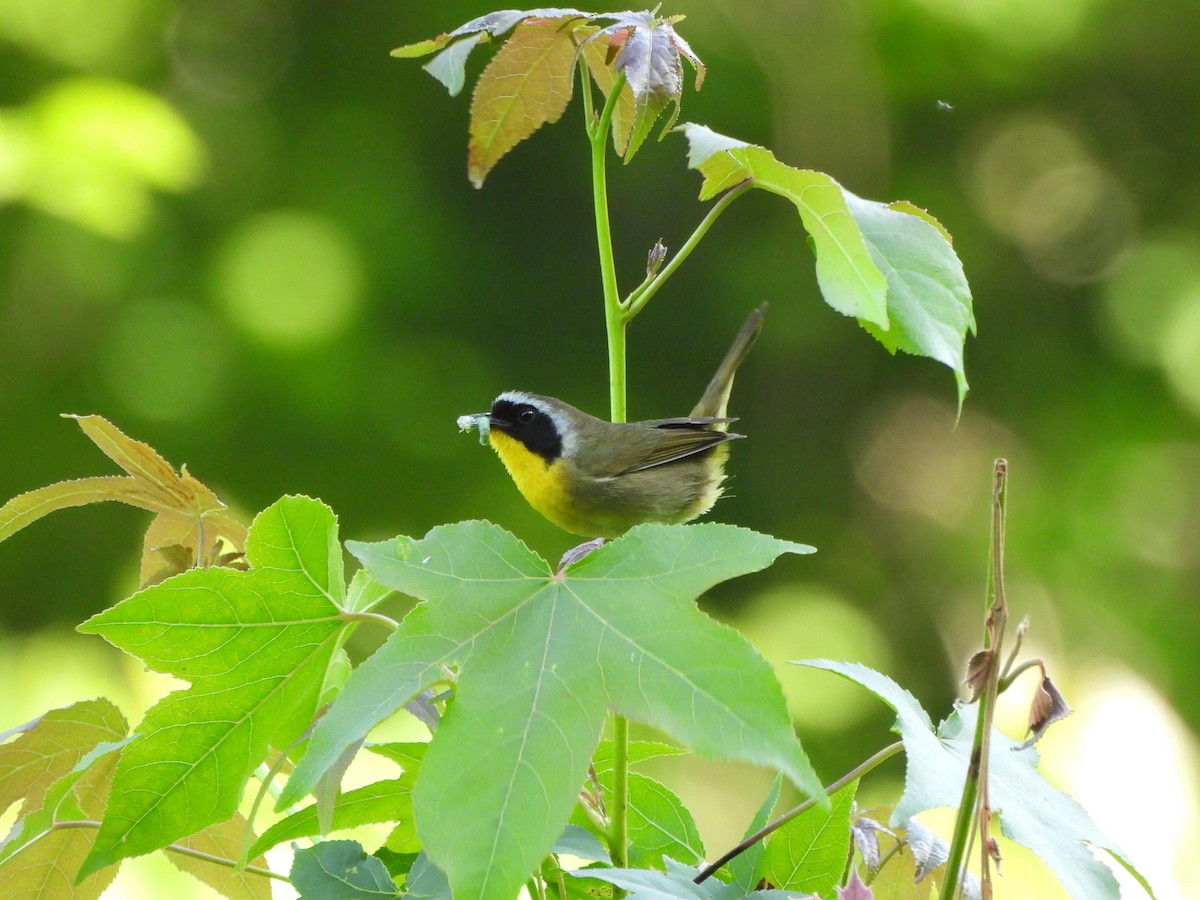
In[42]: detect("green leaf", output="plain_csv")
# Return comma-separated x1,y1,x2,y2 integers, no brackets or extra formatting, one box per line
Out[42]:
678,124,974,404
591,739,687,774
405,852,452,899
290,840,400,899
249,778,415,859
762,779,857,895
468,18,580,188
75,496,348,878
572,856,740,899
800,660,1155,900
679,123,889,329
624,772,705,868
0,698,126,819
283,520,819,900
553,823,611,864
346,569,396,613
843,191,975,408
726,773,782,892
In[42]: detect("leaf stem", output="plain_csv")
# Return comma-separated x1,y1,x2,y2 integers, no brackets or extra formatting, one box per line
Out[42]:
625,182,752,320
694,740,903,884
943,459,1009,900
340,610,400,632
53,820,290,882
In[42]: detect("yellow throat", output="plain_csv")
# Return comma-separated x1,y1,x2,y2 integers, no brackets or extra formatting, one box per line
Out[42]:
487,430,576,531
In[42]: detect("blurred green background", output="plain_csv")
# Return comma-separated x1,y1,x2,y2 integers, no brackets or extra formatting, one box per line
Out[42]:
1,1,1197,897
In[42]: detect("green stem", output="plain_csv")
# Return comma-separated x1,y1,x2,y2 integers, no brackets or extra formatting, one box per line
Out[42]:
585,62,632,876
339,610,400,632
694,741,903,883
589,70,628,422
943,459,1009,900
625,181,753,319
53,820,290,882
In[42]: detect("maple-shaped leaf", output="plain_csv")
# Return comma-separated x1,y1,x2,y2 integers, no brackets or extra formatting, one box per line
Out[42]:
679,123,974,408
0,415,246,586
281,520,819,900
74,495,350,879
798,661,1154,900
0,718,128,898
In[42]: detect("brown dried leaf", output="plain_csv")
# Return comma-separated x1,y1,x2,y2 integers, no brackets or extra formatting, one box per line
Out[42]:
963,648,993,701
468,18,579,187
1019,675,1072,749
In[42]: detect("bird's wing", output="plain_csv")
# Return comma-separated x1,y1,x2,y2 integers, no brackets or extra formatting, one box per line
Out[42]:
614,421,744,474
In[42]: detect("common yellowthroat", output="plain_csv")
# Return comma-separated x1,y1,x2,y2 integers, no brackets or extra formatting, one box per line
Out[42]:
457,305,766,538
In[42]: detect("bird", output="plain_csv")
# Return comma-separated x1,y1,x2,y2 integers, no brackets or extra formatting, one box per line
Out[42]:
457,304,766,539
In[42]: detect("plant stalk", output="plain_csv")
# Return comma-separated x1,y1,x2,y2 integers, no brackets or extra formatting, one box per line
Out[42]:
942,459,1009,900
585,62,632,875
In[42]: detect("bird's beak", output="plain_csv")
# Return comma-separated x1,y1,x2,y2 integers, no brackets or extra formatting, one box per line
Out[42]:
456,412,491,444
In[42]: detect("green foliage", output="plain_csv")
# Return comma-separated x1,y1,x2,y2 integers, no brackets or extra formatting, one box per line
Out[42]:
281,520,819,900
0,6,1157,900
801,660,1154,899
679,123,974,406
761,780,857,895
75,495,349,877
290,841,399,899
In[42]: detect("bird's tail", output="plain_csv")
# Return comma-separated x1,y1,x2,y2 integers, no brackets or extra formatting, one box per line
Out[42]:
690,303,768,422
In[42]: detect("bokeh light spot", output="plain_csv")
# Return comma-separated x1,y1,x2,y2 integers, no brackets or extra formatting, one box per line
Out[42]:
0,0,165,72
967,114,1135,283
214,209,363,347
15,77,205,238
737,586,892,730
856,396,1020,529
1047,668,1200,899
168,0,294,103
1158,294,1200,418
99,298,231,422
1101,235,1200,365
906,0,1096,55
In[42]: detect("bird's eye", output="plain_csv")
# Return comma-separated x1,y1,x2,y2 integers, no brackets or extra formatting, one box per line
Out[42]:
518,408,536,424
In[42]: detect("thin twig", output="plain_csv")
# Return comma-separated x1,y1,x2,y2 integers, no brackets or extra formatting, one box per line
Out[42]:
694,741,903,883
52,820,290,882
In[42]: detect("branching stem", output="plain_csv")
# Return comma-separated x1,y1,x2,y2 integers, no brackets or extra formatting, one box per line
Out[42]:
625,182,752,319
53,820,290,882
